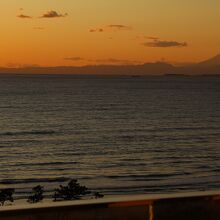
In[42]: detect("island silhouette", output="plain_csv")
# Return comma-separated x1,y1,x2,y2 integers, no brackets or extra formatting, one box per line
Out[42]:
0,54,220,76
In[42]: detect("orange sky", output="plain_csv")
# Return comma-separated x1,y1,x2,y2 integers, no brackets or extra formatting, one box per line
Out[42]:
0,0,220,67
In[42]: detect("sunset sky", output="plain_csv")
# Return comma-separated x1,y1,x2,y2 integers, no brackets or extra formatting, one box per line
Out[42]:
1,0,220,67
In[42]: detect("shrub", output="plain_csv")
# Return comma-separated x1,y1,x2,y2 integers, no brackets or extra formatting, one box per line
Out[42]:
94,192,104,199
27,185,44,203
53,179,91,201
0,188,14,206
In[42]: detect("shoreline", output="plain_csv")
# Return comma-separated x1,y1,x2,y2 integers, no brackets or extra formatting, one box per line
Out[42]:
2,188,220,207
1,190,220,220
1,189,220,210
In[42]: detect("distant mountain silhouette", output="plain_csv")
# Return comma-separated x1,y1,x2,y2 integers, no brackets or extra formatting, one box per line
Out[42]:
177,54,220,75
0,62,175,75
0,54,220,75
197,54,220,67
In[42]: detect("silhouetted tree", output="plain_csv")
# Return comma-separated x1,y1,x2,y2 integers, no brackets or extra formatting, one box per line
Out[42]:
0,188,14,206
27,185,44,203
53,179,91,201
94,192,104,199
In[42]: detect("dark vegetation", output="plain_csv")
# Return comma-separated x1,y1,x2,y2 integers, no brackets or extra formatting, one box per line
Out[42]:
94,192,104,199
0,179,104,206
53,179,91,201
27,185,44,203
0,188,14,206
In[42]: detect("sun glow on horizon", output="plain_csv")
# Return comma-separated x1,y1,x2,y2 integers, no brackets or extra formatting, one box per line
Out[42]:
0,0,220,68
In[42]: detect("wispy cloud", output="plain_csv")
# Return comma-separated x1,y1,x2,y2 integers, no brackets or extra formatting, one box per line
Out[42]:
107,24,132,30
89,24,132,33
40,10,68,18
64,57,140,65
145,36,159,40
17,14,32,19
6,63,40,68
143,39,187,48
34,27,45,30
64,57,84,61
93,58,141,65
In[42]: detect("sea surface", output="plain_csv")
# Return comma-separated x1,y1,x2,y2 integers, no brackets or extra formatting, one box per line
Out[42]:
0,74,220,200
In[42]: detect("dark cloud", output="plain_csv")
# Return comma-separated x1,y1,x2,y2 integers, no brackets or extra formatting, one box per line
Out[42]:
143,40,187,48
89,28,104,33
41,10,68,18
107,24,132,30
17,14,32,19
64,57,84,61
134,35,159,41
89,24,131,33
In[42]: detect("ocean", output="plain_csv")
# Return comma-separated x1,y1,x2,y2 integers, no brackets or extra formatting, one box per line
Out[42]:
0,74,220,200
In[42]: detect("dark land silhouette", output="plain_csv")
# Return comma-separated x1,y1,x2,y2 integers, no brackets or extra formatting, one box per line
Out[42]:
1,54,220,76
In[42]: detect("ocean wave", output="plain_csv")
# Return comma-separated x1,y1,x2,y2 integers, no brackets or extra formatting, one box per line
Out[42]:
0,177,70,185
0,130,56,136
91,180,220,193
116,126,220,136
6,161,78,167
103,173,190,180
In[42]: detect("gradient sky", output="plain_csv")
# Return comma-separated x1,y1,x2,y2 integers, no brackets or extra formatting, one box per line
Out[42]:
1,0,220,67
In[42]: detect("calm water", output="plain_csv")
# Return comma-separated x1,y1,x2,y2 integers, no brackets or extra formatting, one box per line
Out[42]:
0,74,220,200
